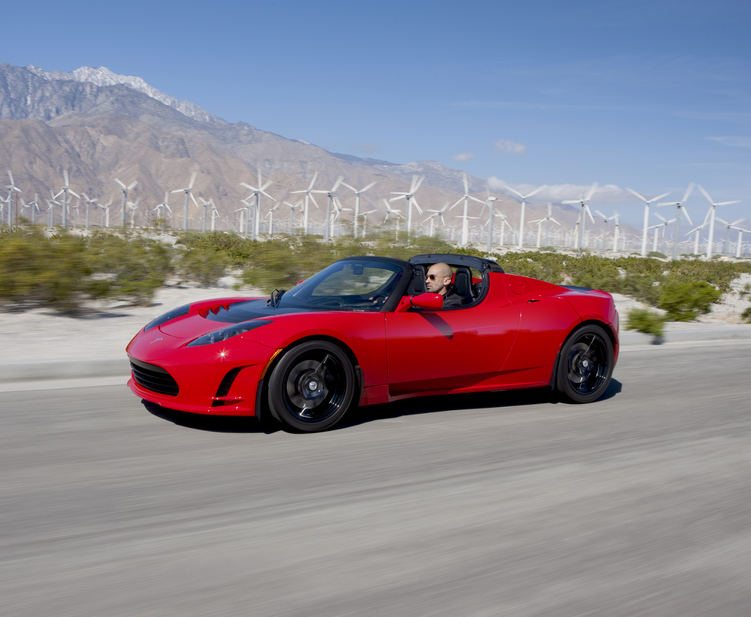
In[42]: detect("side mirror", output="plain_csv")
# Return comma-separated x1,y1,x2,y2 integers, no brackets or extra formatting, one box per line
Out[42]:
395,293,444,312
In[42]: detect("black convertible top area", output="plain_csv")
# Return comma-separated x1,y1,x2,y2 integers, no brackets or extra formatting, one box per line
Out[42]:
409,254,505,273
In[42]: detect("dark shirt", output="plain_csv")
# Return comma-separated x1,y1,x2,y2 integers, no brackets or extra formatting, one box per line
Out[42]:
441,284,463,308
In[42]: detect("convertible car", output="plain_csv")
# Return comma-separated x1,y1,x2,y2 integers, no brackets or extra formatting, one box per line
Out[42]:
127,254,618,432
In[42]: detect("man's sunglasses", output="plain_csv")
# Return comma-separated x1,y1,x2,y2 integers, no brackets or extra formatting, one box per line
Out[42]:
426,274,442,281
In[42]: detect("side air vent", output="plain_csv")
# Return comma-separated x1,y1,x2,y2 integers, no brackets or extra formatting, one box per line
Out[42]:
130,357,179,396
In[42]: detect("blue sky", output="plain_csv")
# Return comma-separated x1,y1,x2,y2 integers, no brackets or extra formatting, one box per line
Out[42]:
2,0,750,228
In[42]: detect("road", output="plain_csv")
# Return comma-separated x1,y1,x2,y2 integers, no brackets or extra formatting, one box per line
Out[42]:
2,341,751,616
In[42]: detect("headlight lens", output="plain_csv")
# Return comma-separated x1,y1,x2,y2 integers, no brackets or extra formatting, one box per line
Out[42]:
187,320,272,346
144,304,191,332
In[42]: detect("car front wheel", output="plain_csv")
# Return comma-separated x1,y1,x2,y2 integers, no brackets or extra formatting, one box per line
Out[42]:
557,324,614,403
267,340,356,432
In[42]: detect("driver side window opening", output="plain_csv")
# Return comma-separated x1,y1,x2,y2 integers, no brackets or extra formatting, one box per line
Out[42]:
406,264,485,310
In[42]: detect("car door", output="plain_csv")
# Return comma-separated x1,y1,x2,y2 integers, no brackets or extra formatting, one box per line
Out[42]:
384,275,520,395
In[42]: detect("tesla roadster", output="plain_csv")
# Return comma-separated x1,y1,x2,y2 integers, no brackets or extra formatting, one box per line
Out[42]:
127,254,618,432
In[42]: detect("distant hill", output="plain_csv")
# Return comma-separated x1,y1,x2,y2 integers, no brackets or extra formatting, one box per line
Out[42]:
0,63,587,238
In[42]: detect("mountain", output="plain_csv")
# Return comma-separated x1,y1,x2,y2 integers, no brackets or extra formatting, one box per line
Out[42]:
0,63,579,238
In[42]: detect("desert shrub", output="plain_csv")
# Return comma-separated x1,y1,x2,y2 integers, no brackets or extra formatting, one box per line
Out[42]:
647,251,667,259
657,280,720,321
175,245,231,286
742,307,751,322
0,228,173,312
625,308,666,339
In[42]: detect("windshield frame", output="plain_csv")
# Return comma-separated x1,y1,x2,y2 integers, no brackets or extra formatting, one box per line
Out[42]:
276,256,411,313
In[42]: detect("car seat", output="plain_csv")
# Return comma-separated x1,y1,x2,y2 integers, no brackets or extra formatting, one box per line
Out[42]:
453,267,477,305
409,265,427,295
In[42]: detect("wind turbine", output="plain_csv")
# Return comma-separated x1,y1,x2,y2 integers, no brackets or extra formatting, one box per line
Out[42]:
715,217,745,255
198,198,213,232
127,198,140,229
153,192,171,231
729,222,750,258
26,194,42,225
563,183,598,252
697,185,741,259
290,172,320,235
653,213,675,254
99,198,113,228
382,198,405,240
341,181,377,238
389,175,425,239
54,170,79,229
359,208,378,238
626,188,673,257
241,171,275,241
114,177,138,228
426,201,450,239
656,183,694,259
169,173,197,231
332,198,353,238
283,200,301,234
502,184,547,249
81,193,99,231
5,171,22,227
480,191,504,253
446,173,484,246
312,176,344,242
265,202,281,235
530,203,562,249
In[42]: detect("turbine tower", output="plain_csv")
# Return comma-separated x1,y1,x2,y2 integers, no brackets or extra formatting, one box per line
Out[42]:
448,173,484,246
529,203,561,249
241,171,275,241
389,175,425,239
341,181,377,238
697,185,741,259
563,183,598,253
290,172,320,235
115,177,138,228
56,170,79,229
502,184,546,249
383,198,405,240
312,177,344,242
626,188,672,257
657,183,694,260
5,171,22,227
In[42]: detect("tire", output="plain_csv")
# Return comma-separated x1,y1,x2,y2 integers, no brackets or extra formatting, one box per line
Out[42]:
556,324,614,404
267,340,356,432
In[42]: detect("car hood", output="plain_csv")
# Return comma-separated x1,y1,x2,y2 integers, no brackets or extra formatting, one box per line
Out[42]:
158,300,336,339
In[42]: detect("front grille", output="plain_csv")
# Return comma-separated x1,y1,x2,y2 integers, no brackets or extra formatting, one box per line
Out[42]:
130,357,179,396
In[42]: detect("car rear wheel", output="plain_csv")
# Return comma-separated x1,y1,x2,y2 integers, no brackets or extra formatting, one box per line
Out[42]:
267,340,356,432
557,324,614,404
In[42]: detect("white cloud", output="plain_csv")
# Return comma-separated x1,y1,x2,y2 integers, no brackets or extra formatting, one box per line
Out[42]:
352,144,379,154
707,136,751,148
494,139,527,155
451,152,475,161
487,177,636,203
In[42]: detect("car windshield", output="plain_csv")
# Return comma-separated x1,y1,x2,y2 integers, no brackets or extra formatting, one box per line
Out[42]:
277,260,404,311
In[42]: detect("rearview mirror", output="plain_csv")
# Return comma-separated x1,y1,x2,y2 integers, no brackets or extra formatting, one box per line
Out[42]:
395,293,444,312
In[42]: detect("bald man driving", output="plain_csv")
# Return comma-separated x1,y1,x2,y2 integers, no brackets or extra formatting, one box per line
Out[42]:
425,262,463,308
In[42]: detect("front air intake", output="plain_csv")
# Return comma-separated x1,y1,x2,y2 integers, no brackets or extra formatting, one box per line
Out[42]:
130,357,179,396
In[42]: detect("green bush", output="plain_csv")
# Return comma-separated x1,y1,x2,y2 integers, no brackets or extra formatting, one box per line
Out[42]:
741,307,751,323
625,308,666,338
657,280,720,321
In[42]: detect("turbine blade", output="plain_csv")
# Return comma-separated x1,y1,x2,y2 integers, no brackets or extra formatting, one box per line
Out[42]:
681,182,695,204
697,185,713,205
683,207,693,226
526,185,546,199
585,182,599,201
64,170,69,186
188,172,197,189
308,171,318,190
114,178,126,189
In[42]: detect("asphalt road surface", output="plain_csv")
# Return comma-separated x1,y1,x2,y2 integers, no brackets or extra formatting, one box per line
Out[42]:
2,340,751,617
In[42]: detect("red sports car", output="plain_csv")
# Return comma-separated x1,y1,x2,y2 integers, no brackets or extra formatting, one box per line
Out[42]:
127,254,618,432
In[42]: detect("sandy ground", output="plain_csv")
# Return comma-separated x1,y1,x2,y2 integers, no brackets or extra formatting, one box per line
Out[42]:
1,276,750,363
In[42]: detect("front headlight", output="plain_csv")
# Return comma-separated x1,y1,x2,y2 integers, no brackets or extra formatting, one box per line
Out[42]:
187,320,272,346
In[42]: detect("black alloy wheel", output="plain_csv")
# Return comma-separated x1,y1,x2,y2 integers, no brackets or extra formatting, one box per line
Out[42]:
267,340,356,432
557,324,614,403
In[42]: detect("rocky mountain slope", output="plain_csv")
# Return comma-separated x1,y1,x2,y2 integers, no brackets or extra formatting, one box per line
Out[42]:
0,63,587,237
